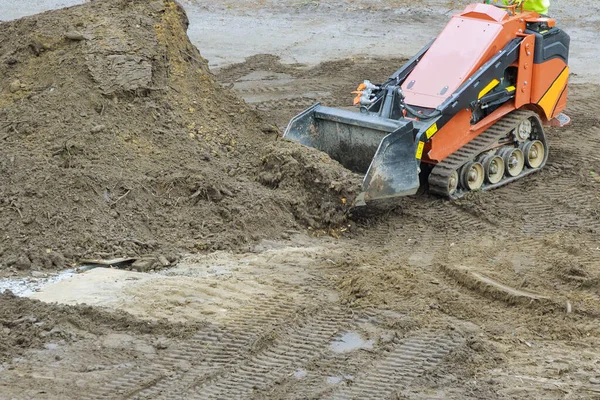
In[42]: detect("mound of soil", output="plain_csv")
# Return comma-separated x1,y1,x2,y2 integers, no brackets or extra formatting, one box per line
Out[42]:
0,0,360,273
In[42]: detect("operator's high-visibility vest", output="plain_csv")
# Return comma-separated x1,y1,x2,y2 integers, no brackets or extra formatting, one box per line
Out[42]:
494,0,550,15
523,0,550,15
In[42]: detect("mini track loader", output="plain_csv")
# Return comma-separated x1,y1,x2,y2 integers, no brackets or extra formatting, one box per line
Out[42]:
284,1,570,205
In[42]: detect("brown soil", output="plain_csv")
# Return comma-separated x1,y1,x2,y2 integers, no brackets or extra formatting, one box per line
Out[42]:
2,1,600,399
0,0,358,275
0,291,200,364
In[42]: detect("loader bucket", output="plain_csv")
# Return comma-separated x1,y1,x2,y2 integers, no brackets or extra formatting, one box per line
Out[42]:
283,104,420,205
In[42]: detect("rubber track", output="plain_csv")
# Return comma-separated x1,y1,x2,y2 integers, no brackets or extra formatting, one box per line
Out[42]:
429,110,546,199
328,332,465,400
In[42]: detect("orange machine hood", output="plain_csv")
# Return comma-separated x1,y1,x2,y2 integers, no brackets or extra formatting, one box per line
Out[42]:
401,3,533,109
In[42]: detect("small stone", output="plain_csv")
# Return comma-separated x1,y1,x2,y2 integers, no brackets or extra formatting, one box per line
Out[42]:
154,338,168,350
31,270,46,278
91,125,106,133
131,258,156,272
175,360,191,372
5,58,17,66
261,124,279,134
49,252,66,268
206,186,223,202
14,315,37,324
8,80,21,93
220,187,233,197
15,255,31,270
157,255,170,267
65,31,87,41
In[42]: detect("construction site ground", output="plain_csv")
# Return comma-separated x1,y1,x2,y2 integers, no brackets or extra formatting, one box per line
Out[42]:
1,0,600,399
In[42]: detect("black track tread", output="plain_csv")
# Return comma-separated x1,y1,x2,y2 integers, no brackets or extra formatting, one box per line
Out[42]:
429,110,546,199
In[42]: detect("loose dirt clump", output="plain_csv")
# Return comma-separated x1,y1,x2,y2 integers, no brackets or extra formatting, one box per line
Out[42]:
0,0,358,273
257,142,359,227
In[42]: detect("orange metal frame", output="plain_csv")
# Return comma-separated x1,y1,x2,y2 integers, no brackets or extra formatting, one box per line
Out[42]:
410,4,568,164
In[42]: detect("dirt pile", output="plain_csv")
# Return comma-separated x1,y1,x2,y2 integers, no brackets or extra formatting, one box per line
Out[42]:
0,0,360,273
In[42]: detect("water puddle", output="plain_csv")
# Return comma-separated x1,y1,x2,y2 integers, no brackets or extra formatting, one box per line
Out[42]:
0,268,80,297
329,331,374,353
0,260,236,299
293,369,307,379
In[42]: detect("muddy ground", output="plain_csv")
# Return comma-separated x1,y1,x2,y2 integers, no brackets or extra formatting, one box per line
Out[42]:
2,0,600,399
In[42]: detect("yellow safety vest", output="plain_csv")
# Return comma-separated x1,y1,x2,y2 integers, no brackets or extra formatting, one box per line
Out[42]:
497,0,550,15
523,0,550,14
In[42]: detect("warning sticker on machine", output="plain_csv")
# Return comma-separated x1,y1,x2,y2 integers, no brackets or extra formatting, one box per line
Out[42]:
426,123,438,139
416,141,425,159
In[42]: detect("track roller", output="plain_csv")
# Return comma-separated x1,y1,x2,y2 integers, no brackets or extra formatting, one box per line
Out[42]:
481,154,505,184
500,147,525,177
515,118,532,142
448,170,459,196
520,140,545,168
460,162,485,190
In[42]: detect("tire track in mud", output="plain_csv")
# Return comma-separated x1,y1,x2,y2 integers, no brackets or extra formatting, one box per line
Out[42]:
235,81,342,96
185,307,352,399
326,332,465,400
83,295,308,399
496,173,600,235
254,97,325,111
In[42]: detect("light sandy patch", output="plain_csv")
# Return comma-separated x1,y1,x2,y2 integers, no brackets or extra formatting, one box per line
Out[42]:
30,241,341,324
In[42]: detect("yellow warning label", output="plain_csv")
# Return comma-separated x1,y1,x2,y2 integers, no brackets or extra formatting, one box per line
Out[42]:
425,123,438,139
415,141,425,159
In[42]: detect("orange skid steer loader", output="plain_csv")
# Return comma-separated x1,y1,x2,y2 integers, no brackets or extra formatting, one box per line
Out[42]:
283,1,570,205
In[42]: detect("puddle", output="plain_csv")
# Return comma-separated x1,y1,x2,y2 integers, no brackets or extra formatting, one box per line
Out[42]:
0,269,79,297
0,260,236,298
329,331,374,353
293,369,307,379
327,376,343,384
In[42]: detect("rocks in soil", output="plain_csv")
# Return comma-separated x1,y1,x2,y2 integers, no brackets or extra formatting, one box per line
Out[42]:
8,80,21,93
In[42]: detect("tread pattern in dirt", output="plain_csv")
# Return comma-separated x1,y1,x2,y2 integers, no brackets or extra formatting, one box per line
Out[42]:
82,295,306,399
326,331,464,400
234,81,342,95
182,307,351,399
252,97,327,111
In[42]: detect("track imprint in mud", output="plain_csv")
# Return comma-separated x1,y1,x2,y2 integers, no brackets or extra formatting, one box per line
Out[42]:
87,300,464,400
